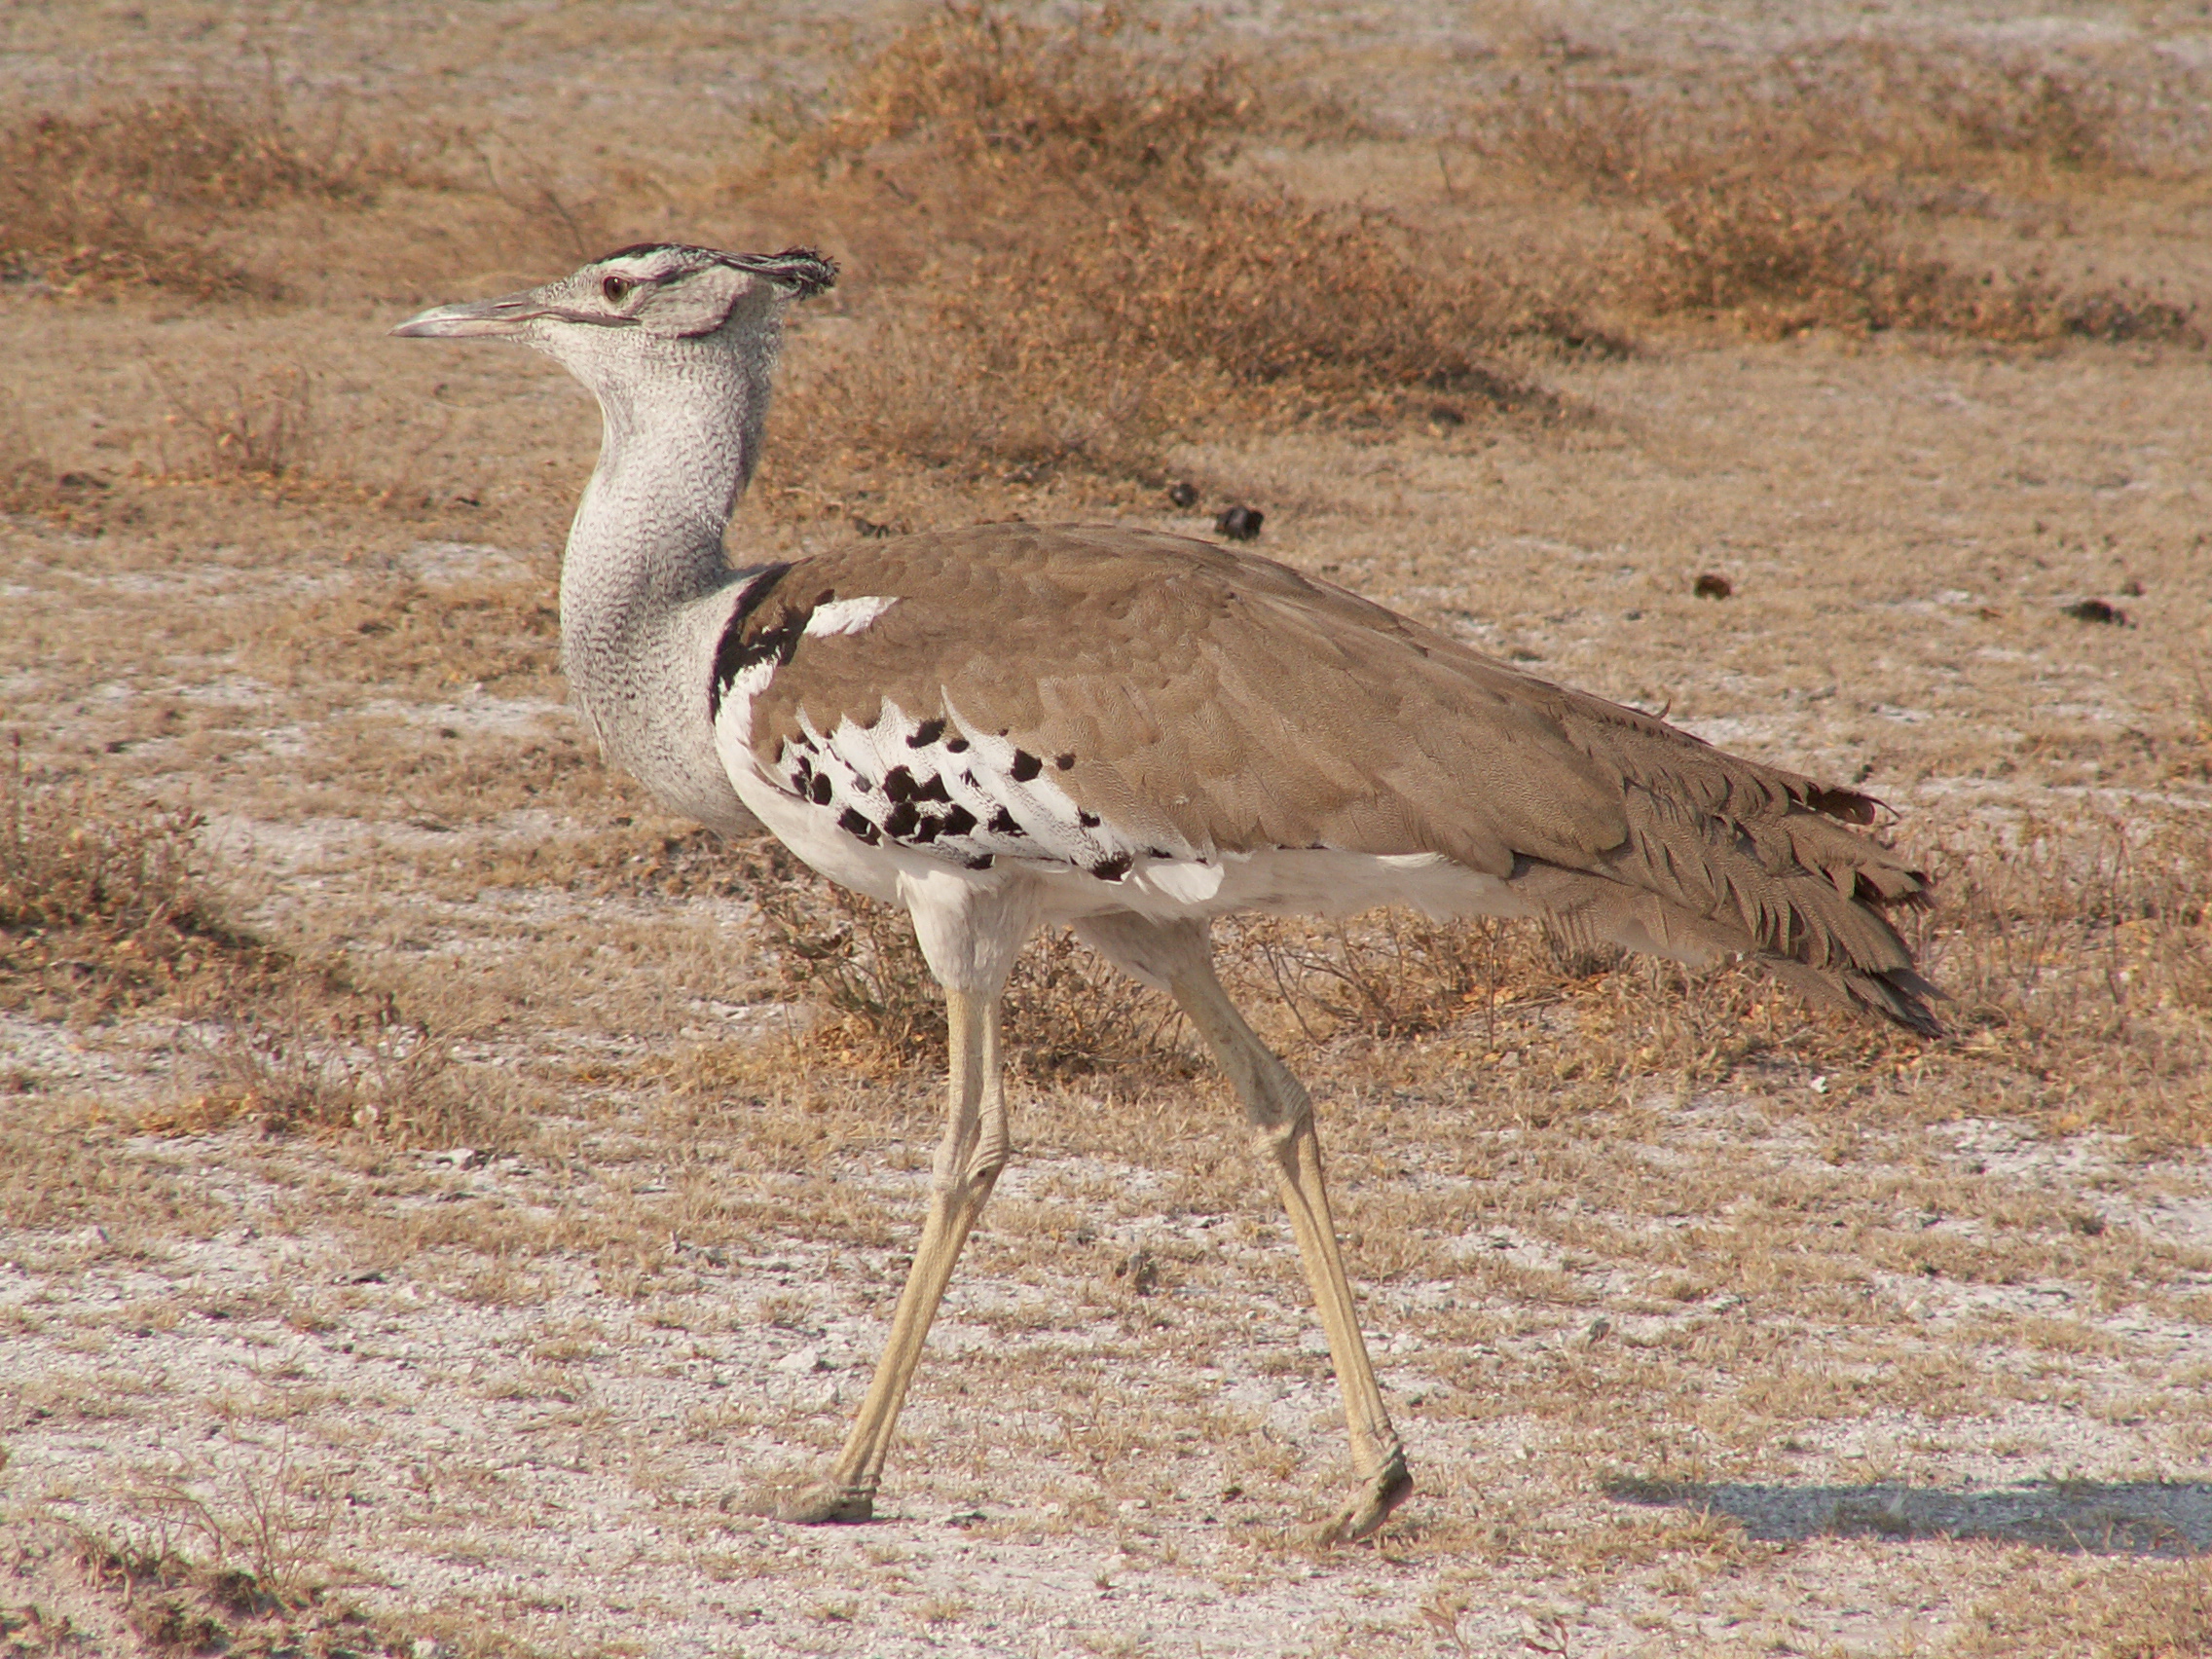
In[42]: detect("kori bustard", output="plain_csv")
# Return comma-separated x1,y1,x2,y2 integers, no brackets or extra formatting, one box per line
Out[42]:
394,243,1936,1544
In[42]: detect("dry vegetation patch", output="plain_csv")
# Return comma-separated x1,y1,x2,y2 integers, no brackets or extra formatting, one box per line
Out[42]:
725,800,2209,1150
742,6,1581,492
0,749,520,1150
0,91,419,299
0,741,268,1021
1472,43,2203,345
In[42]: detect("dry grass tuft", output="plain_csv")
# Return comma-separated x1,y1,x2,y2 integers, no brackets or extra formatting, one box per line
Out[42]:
150,363,320,481
251,571,562,697
1224,912,1513,1044
0,744,521,1148
1949,1554,2212,1658
163,991,522,1149
0,420,124,532
738,842,1195,1082
0,740,270,1018
52,1516,397,1659
0,91,410,297
1912,812,2212,1142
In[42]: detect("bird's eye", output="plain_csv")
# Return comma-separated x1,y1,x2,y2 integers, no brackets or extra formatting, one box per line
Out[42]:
602,276,633,305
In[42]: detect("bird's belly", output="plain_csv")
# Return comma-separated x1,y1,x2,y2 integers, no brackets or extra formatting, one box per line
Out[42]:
730,761,1518,928
1183,847,1524,923
728,765,911,903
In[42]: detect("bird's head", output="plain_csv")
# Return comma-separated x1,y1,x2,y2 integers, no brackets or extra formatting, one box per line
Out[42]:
392,243,836,376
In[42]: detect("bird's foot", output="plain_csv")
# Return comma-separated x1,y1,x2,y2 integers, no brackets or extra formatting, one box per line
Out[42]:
774,1478,876,1526
1310,1448,1413,1547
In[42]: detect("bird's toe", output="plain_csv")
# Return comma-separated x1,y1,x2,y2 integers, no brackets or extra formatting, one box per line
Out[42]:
1310,1449,1414,1547
774,1478,876,1525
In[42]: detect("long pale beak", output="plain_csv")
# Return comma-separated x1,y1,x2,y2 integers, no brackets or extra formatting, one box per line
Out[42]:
391,290,643,338
390,290,543,339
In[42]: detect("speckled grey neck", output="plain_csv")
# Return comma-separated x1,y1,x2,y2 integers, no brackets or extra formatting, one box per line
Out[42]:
548,310,784,836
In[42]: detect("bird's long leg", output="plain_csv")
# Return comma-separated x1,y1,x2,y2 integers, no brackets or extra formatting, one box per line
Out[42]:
777,984,1009,1523
1074,912,1409,1545
1167,958,1410,1544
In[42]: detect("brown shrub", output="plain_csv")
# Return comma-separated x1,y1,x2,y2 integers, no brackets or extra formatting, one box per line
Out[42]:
0,92,407,297
789,2,1250,197
1633,174,2198,344
749,5,1571,483
1482,45,2174,195
1476,80,1686,200
1913,55,2136,173
1470,47,2198,343
1633,177,1952,333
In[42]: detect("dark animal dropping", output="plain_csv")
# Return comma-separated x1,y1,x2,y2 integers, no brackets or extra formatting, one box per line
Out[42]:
1215,505,1264,541
1693,572,1733,600
1167,481,1199,509
2064,599,2129,626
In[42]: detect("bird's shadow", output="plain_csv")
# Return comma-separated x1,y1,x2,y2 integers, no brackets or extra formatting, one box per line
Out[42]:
1605,1476,2211,1558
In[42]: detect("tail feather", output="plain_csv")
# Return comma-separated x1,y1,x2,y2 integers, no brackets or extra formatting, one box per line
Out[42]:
1505,788,1939,1037
1488,679,1940,1035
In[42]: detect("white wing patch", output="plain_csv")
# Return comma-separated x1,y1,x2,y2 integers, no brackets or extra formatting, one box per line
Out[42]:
804,595,901,638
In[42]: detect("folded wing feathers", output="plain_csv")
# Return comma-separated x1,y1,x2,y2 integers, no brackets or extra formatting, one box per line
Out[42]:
1512,682,1939,1035
736,525,1938,1036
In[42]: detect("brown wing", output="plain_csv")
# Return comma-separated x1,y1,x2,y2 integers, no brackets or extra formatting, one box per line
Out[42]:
726,523,1936,1032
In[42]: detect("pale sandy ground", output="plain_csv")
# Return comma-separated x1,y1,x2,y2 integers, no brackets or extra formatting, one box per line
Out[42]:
2,1111,2204,1658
